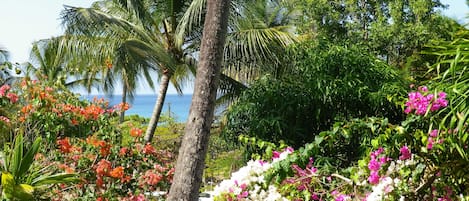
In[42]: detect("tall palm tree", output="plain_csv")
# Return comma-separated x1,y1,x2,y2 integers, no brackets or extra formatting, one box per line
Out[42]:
61,0,298,142
167,0,231,199
60,0,188,123
177,0,298,104
28,38,100,90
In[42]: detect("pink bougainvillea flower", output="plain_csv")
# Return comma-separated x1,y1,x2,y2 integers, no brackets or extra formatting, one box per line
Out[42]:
427,138,434,150
272,151,280,159
399,146,411,160
368,171,380,185
0,116,10,124
368,159,381,171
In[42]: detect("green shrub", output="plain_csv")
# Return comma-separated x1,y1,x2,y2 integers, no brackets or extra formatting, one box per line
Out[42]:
222,40,407,148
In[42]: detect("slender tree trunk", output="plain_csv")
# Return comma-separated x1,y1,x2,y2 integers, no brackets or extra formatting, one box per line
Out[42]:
167,0,230,200
144,71,170,143
119,83,127,123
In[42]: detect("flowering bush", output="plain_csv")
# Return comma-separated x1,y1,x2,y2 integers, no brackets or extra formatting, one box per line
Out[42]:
42,130,175,200
0,78,177,200
213,148,293,201
0,78,131,145
404,86,448,115
214,86,469,200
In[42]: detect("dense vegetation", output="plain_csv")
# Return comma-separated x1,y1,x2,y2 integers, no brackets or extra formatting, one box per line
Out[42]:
223,41,407,148
0,0,468,200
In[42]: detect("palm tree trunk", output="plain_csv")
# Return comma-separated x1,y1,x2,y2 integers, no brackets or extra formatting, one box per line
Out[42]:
167,0,230,200
119,83,127,123
144,72,170,143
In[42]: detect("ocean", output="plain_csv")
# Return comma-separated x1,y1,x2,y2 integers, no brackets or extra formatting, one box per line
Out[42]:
82,94,192,122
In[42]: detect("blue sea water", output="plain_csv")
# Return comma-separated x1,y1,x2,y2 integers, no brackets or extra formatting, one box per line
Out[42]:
82,94,192,122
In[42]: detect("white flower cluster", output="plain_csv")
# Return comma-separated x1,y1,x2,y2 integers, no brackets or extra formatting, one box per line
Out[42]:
366,157,415,201
367,176,400,201
213,149,293,201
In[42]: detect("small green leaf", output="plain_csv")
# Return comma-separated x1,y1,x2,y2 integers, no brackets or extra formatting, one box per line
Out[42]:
314,136,324,145
371,139,379,148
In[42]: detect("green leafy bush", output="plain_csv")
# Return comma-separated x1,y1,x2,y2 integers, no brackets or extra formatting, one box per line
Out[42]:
222,40,407,148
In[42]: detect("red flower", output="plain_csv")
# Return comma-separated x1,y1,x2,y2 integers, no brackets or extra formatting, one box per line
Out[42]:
119,147,129,156
57,138,73,153
99,142,111,157
113,102,130,111
143,144,155,155
140,170,162,186
95,159,112,177
70,119,79,126
81,105,105,120
6,92,18,103
121,175,132,183
0,84,11,96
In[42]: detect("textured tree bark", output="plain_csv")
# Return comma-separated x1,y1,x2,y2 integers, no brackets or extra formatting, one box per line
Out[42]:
144,72,171,143
166,0,230,200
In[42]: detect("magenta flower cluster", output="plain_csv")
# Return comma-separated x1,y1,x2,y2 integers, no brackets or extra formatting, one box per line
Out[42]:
368,148,388,185
404,86,448,115
399,146,411,160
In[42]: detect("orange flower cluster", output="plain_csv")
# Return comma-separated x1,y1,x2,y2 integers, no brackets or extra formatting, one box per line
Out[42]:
58,163,75,174
81,105,105,120
95,159,129,188
96,159,112,177
139,169,163,187
109,166,124,179
112,102,131,112
130,127,143,137
86,136,111,157
57,138,73,153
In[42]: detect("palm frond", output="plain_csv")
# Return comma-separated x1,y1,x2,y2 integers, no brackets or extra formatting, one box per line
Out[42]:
216,73,248,106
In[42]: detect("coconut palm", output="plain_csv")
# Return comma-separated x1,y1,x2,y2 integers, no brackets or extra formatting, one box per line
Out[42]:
178,0,298,104
60,0,188,123
61,0,298,142
27,38,101,90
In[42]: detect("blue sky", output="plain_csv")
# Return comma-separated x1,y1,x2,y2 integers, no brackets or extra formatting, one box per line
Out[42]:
0,0,468,94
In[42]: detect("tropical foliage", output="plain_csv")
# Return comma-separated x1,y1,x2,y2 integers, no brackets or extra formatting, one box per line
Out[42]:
2,0,469,200
215,84,469,200
1,133,78,200
222,40,407,148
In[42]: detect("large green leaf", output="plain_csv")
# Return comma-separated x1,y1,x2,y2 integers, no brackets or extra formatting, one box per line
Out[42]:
30,173,79,187
10,134,24,178
17,137,42,178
